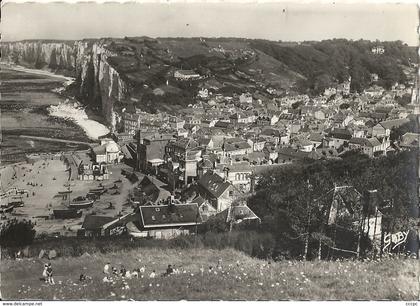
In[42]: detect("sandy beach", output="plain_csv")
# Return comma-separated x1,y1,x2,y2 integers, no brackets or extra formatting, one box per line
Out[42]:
0,154,137,236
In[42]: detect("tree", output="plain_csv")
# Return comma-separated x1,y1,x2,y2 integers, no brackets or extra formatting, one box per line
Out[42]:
248,151,417,259
0,218,36,247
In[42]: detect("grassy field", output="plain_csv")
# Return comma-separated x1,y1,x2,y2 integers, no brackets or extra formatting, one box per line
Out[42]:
1,248,418,300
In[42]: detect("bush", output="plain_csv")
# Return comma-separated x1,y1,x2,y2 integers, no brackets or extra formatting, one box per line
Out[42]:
0,218,36,247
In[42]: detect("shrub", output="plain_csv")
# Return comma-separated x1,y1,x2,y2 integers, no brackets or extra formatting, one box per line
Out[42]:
0,218,36,247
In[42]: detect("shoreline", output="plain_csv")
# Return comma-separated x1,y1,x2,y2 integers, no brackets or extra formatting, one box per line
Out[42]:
2,63,111,141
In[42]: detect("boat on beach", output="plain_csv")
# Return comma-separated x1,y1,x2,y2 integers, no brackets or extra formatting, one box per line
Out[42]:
69,199,94,209
0,205,14,214
89,186,107,195
53,209,82,219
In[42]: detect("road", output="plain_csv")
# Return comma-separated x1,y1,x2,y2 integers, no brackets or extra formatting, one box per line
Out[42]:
19,135,98,146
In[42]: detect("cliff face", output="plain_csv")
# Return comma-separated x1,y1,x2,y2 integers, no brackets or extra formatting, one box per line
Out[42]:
1,40,128,129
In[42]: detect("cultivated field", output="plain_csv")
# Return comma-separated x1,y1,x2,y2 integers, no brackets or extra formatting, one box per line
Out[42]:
1,248,418,300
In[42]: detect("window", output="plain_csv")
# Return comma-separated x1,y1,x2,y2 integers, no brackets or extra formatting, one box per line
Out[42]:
162,215,166,219
151,215,156,221
155,208,160,212
229,191,234,196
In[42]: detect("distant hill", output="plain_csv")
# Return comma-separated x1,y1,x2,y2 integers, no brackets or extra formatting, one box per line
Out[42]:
1,37,417,123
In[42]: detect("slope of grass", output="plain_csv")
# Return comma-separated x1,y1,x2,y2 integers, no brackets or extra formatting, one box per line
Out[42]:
1,248,418,300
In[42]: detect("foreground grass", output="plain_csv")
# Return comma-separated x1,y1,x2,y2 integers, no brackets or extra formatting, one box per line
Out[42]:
1,248,418,300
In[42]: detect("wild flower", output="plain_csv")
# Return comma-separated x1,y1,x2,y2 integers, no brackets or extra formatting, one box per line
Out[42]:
258,282,263,286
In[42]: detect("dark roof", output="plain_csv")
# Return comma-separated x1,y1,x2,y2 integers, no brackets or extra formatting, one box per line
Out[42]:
198,171,232,199
223,142,251,152
261,128,281,137
171,138,199,150
349,137,381,147
226,205,260,223
329,128,352,140
379,118,410,130
82,215,115,230
277,148,309,160
214,121,232,129
139,204,201,228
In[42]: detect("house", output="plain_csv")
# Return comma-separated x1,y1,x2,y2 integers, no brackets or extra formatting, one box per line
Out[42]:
277,148,309,164
112,132,133,143
165,138,202,187
209,204,260,229
372,118,410,138
197,171,237,212
79,214,135,238
174,70,201,80
222,138,252,157
263,144,279,163
229,112,249,124
400,132,420,149
193,195,218,221
214,121,233,130
218,161,253,192
71,153,109,181
307,148,339,160
348,137,383,157
239,93,253,104
292,137,313,152
91,139,123,164
247,137,266,152
137,133,173,172
314,109,326,120
123,112,141,135
260,128,281,145
309,133,324,148
79,215,116,237
327,188,383,255
169,116,185,130
371,46,385,55
325,128,352,149
129,203,201,239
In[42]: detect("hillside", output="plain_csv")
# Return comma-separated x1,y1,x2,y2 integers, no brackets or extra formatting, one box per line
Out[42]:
1,248,418,300
1,38,416,126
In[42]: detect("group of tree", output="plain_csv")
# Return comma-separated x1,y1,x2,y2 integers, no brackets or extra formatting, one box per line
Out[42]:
245,150,418,259
250,39,416,95
0,218,36,247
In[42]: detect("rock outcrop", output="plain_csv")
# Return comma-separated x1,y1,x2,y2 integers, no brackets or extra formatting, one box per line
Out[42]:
1,40,127,129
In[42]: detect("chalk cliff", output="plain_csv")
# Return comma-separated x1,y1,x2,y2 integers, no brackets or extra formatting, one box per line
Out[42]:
1,40,127,129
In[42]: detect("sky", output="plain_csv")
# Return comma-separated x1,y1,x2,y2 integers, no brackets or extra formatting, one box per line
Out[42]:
1,1,419,45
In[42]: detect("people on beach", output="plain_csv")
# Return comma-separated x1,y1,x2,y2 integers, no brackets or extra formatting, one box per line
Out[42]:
149,270,156,278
